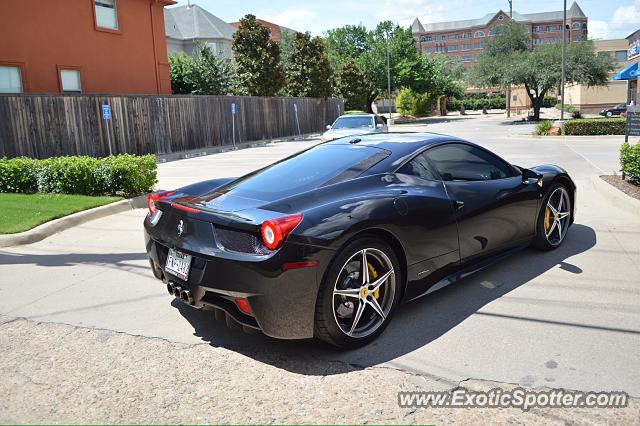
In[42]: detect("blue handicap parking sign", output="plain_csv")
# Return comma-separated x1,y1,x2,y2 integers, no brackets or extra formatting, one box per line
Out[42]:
102,104,111,120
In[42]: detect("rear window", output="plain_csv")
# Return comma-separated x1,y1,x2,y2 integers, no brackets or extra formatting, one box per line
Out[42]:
220,145,389,201
332,116,374,129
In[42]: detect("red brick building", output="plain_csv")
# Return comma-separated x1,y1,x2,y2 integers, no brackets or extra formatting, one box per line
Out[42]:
230,18,296,43
0,0,175,94
412,1,588,67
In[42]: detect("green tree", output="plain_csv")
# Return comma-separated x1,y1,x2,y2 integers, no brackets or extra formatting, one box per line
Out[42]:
168,43,235,95
325,22,443,111
284,32,333,98
232,14,284,96
470,23,614,120
335,60,369,110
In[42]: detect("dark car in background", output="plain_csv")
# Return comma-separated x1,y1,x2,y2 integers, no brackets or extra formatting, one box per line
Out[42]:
599,104,627,117
144,133,576,348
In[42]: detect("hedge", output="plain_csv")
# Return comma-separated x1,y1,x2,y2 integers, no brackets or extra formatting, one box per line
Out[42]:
621,142,640,185
0,154,157,196
396,88,431,116
563,118,626,136
447,97,506,111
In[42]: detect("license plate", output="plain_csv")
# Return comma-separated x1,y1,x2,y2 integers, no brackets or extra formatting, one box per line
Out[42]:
165,249,192,281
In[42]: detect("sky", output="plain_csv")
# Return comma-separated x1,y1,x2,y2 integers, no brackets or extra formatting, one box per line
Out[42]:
170,0,639,40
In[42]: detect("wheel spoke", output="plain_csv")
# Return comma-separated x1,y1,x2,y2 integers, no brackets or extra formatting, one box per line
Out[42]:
546,219,557,238
556,219,563,240
348,300,365,336
557,193,563,212
333,287,360,299
367,297,386,320
370,268,394,292
361,249,369,285
548,203,558,215
558,211,571,219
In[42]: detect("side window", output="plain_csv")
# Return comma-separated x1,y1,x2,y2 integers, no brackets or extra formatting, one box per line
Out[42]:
425,144,514,181
397,152,439,181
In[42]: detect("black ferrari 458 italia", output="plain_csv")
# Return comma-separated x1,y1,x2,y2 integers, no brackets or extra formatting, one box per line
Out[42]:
144,133,576,348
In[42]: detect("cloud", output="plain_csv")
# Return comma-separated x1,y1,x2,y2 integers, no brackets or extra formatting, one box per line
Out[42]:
375,0,446,27
589,0,640,40
262,9,317,30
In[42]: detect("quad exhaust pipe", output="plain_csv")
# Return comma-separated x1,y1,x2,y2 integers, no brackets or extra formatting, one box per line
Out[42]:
167,281,194,305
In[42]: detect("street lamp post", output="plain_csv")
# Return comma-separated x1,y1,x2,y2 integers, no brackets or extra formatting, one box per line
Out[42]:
386,29,392,122
560,0,567,120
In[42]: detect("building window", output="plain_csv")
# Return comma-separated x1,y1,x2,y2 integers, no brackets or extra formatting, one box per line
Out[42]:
448,34,459,40
614,50,627,62
206,42,218,55
572,22,581,30
436,35,445,41
582,23,587,29
462,56,472,62
424,47,433,54
448,45,458,52
474,31,485,38
546,25,557,32
533,38,543,45
547,37,556,43
59,69,82,93
462,44,471,51
435,45,445,53
0,66,23,93
462,33,472,39
475,41,483,49
419,35,432,42
533,26,544,33
498,15,504,21
95,0,118,30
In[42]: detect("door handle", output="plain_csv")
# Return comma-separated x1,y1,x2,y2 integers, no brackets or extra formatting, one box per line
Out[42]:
454,200,465,210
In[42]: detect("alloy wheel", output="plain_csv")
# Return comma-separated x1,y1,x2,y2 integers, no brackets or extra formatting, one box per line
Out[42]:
544,187,571,246
332,248,396,339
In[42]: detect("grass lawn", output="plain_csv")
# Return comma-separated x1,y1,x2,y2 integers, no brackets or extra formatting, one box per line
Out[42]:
0,193,122,234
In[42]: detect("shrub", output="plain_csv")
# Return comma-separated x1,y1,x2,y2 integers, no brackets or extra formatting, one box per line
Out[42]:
620,142,640,185
554,103,577,114
563,118,626,136
396,88,430,116
38,156,103,195
446,96,505,111
98,154,157,196
534,120,553,136
541,96,557,108
0,154,157,196
0,157,40,193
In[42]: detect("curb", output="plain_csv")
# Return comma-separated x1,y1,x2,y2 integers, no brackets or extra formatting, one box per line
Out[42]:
0,195,147,248
588,176,640,216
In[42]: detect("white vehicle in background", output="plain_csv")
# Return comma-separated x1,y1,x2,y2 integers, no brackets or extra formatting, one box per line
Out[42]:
321,114,388,141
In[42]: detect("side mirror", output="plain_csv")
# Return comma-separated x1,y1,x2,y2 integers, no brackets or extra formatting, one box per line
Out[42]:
522,168,543,186
326,125,331,130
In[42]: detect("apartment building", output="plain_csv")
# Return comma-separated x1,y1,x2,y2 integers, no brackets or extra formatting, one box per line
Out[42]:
412,2,588,67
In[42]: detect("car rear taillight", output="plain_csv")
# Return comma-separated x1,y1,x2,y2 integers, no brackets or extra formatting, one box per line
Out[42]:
147,191,174,215
235,297,252,315
260,213,303,250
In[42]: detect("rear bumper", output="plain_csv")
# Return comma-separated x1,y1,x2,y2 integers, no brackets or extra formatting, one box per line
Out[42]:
144,227,335,339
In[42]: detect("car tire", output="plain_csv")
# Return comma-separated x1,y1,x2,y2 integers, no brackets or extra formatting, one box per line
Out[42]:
532,183,572,251
314,236,402,348
606,111,613,117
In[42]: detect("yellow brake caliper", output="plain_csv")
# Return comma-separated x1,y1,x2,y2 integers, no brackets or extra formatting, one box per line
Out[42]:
367,263,380,299
544,207,551,233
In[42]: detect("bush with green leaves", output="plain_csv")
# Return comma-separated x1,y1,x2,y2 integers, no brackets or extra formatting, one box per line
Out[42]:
554,103,577,114
396,88,430,116
447,96,505,111
541,96,557,108
534,120,553,136
563,118,626,136
0,154,157,196
620,142,640,185
0,157,40,193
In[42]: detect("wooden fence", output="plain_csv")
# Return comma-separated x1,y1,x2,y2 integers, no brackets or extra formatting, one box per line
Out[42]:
0,94,344,159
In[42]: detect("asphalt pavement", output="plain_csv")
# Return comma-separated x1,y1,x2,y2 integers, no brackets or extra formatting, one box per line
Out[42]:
1,115,639,422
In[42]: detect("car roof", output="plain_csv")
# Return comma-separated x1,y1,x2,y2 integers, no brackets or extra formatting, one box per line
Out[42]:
336,114,376,118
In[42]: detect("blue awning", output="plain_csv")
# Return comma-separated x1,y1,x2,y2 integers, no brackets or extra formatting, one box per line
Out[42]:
613,62,638,80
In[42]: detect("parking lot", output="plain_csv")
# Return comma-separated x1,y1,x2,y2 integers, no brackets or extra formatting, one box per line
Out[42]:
1,116,639,423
